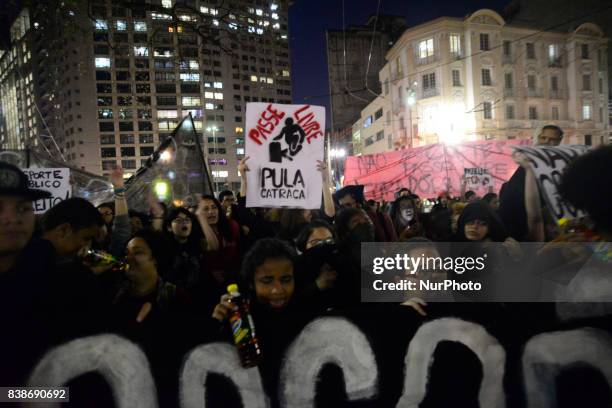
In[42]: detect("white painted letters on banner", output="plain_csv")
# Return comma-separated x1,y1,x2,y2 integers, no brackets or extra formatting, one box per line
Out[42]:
512,145,588,221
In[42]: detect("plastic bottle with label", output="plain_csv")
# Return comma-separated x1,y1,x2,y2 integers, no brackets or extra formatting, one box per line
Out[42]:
226,284,262,368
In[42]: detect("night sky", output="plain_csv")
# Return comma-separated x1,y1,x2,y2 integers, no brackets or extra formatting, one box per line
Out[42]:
288,0,511,123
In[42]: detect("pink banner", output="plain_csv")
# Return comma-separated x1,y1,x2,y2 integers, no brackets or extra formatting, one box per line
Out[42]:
343,140,531,201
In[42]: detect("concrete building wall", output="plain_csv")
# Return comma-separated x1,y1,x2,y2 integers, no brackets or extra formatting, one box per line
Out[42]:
1,0,293,192
354,9,609,153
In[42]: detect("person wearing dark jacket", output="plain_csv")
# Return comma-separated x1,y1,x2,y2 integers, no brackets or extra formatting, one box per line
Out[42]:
333,185,397,242
498,125,563,240
211,239,316,404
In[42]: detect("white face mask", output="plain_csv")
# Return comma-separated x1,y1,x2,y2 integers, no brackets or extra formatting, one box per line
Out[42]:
400,208,414,222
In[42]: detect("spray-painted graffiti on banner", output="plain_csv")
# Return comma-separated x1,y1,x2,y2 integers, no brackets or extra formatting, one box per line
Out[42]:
246,103,325,209
512,145,589,221
23,168,71,213
343,140,531,201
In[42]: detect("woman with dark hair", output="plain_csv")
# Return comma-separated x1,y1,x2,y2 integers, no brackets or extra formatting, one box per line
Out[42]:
196,195,241,291
482,192,500,211
452,201,523,301
277,208,313,243
454,201,508,243
112,230,200,407
390,195,425,240
211,238,314,399
159,207,210,308
294,221,339,307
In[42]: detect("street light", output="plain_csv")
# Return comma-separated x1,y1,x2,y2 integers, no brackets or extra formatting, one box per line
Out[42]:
206,126,218,192
406,87,418,148
330,148,346,158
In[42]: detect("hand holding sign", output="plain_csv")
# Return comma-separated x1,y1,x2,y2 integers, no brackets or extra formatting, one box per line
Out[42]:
238,156,250,176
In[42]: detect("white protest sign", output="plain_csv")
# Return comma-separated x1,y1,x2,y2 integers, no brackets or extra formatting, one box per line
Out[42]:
464,168,491,190
512,145,589,221
245,103,325,209
24,167,71,214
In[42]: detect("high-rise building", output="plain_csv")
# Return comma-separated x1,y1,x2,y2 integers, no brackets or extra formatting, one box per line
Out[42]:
326,15,405,154
354,9,609,155
0,0,292,191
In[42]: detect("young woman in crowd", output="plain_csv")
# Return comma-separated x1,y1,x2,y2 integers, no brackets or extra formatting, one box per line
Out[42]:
112,230,201,407
196,195,241,284
154,207,207,299
211,239,314,399
277,208,313,243
390,195,424,240
453,200,523,301
482,192,500,211
294,220,339,309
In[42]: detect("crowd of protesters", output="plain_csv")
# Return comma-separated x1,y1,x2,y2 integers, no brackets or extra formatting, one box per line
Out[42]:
1,124,612,403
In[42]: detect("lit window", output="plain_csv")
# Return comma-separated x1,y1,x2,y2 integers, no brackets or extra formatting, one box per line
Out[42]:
236,147,245,155
250,75,258,82
271,3,279,10
188,60,199,69
151,13,172,20
281,34,287,40
205,91,214,99
282,70,290,77
134,21,147,31
229,22,238,30
158,121,178,130
94,20,108,30
116,20,127,31
235,127,244,133
212,19,219,26
256,28,264,35
180,72,200,81
193,121,203,129
419,38,434,59
210,8,218,15
183,109,203,118
212,171,229,178
450,34,461,57
583,104,592,120
179,15,195,22
205,103,215,110
95,57,111,68
273,23,280,30
200,6,209,13
256,8,263,16
263,21,270,27
266,78,273,84
213,82,223,89
182,96,201,106
548,44,559,64
214,92,223,100
134,46,148,57
272,13,279,20
154,48,173,57
248,26,256,33
157,110,178,118
162,0,172,8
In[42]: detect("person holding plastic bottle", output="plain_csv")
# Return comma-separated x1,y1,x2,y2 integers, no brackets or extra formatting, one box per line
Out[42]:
211,238,315,399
